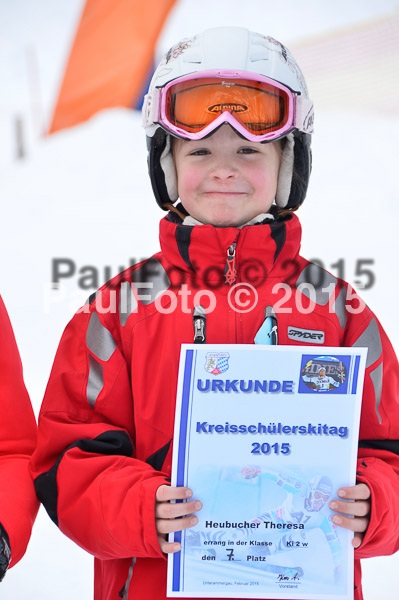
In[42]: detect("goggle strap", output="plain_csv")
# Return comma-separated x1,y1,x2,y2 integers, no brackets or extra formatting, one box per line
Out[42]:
142,88,161,128
295,96,314,134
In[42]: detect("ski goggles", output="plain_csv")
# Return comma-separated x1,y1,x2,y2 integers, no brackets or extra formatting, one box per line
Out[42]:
144,70,314,142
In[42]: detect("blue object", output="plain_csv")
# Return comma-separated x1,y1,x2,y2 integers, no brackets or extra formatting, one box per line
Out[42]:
254,306,278,345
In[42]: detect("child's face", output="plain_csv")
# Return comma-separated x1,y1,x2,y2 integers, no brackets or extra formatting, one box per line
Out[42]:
173,125,281,227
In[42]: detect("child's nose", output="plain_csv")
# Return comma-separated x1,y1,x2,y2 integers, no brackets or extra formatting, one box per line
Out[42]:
210,163,238,180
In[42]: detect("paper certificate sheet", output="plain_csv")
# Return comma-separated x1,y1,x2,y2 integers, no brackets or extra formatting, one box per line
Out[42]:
167,345,367,599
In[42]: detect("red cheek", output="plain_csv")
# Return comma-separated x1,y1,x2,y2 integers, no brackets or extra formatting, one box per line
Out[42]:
178,168,202,193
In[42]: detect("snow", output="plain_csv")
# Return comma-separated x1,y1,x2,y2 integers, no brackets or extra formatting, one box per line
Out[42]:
1,0,398,598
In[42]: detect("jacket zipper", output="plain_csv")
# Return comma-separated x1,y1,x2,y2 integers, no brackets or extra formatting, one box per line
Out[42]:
224,234,239,286
193,305,206,343
223,233,240,343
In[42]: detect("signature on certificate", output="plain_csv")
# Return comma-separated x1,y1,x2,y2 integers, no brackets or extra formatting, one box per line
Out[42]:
277,571,301,582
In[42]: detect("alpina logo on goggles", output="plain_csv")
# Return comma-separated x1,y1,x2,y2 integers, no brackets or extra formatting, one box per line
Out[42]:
208,103,248,114
143,70,314,142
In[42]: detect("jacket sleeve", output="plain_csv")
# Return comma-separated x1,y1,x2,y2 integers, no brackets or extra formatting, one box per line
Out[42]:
0,296,39,574
343,300,399,559
29,296,167,561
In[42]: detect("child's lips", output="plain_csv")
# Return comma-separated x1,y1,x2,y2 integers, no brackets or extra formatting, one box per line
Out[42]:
201,190,248,196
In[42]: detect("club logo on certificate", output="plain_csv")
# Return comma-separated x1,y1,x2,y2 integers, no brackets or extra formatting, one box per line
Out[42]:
205,352,230,375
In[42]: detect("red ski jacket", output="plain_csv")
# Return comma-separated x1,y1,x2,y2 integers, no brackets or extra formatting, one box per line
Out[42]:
31,213,399,600
0,296,39,578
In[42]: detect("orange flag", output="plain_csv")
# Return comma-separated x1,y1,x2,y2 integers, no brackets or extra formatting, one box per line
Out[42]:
48,0,177,134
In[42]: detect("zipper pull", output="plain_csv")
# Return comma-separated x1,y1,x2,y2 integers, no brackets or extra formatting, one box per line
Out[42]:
224,242,237,286
254,306,278,345
193,305,206,344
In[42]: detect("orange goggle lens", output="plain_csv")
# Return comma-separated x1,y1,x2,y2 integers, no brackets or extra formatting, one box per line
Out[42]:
165,78,290,135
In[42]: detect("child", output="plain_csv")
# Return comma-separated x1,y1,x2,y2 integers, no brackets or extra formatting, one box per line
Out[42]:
0,296,39,580
30,27,399,600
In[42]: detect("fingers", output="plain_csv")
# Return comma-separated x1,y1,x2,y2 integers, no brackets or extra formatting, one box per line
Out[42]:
156,511,198,553
156,484,193,502
329,499,370,518
329,483,371,547
156,498,202,523
329,484,371,520
352,533,364,549
157,512,199,535
336,483,370,501
331,512,369,534
157,536,182,554
155,485,202,554
155,486,202,520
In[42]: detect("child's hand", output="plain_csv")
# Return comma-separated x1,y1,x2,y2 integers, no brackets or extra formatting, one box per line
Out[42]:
329,483,371,548
155,485,202,553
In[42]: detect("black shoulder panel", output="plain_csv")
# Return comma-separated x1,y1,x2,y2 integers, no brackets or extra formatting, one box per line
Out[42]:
270,221,287,263
175,226,194,271
359,439,399,456
145,439,172,472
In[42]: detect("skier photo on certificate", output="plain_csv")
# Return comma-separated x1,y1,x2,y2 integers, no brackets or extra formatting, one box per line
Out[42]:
303,367,341,391
240,466,342,583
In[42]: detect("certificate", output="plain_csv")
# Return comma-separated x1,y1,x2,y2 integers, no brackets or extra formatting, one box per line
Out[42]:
167,345,367,599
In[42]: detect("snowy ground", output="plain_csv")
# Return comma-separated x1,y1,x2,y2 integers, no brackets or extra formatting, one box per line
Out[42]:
1,1,398,598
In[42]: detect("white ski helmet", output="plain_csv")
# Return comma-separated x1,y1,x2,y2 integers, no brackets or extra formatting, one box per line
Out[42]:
142,26,314,212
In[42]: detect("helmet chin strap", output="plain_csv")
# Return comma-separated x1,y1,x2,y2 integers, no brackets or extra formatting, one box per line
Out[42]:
159,132,295,210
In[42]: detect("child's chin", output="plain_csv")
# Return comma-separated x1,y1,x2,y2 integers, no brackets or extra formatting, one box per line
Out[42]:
207,218,243,227
205,211,244,228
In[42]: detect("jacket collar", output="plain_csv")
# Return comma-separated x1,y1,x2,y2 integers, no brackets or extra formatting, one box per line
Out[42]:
159,210,302,287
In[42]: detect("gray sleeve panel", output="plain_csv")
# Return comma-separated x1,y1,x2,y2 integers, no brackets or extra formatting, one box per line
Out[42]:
86,312,117,361
131,257,171,305
119,281,138,327
332,286,347,330
296,264,337,306
86,354,104,409
369,362,383,425
352,317,382,368
122,558,136,600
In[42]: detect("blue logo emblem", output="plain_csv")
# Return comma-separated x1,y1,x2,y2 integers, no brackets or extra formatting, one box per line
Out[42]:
205,352,230,375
